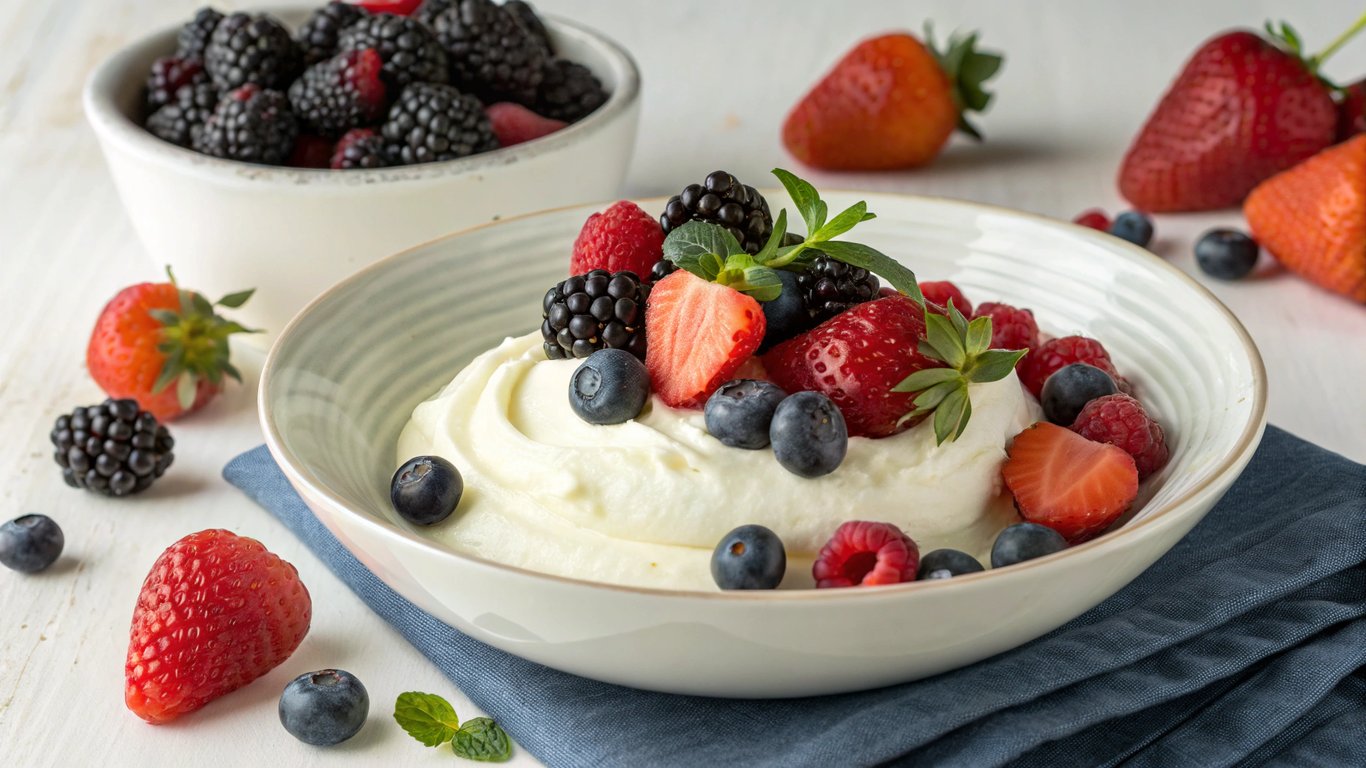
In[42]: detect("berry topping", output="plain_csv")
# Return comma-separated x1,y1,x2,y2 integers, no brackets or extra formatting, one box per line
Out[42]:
381,82,498,165
797,254,881,324
1071,393,1170,480
704,379,788,450
204,12,302,92
1002,422,1140,542
1018,335,1125,400
769,391,848,478
710,525,787,590
391,456,464,526
648,259,678,284
757,269,809,351
990,522,1067,568
0,515,64,573
279,669,370,746
570,201,665,279
485,101,566,146
1108,210,1154,248
1195,228,1261,281
418,0,550,103
338,13,449,90
288,134,336,168
533,59,608,123
331,127,388,169
644,270,765,408
50,400,174,496
194,84,300,165
125,530,311,723
813,521,919,588
1072,209,1111,231
916,548,983,580
919,280,973,316
542,269,648,360
144,56,206,113
971,301,1038,352
296,1,367,65
506,0,552,55
660,171,773,255
1040,362,1118,426
288,47,387,138
569,349,651,425
352,0,424,14
145,81,219,148
176,7,224,61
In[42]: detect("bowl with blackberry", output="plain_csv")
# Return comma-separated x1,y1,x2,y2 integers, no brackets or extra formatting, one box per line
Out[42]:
84,1,640,339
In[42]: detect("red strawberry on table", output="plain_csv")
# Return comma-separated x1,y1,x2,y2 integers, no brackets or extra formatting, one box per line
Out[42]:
571,201,666,278
645,271,766,408
125,530,311,723
1001,422,1140,542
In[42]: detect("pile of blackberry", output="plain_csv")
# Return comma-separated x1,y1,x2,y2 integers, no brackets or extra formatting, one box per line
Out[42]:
797,255,881,324
660,171,774,254
51,400,175,497
139,1,610,169
542,270,648,360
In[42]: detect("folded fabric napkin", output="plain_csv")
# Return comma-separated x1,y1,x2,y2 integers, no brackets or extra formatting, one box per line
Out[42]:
225,425,1366,768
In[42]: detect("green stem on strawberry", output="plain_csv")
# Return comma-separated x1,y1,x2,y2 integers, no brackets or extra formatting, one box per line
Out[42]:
923,22,1004,141
1309,9,1366,68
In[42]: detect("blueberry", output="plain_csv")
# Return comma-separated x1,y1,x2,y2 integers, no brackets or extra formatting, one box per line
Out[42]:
1195,228,1260,280
759,270,809,351
0,515,64,573
1040,363,1118,426
568,348,650,425
279,669,369,746
917,548,985,580
991,523,1067,568
1109,211,1154,248
711,524,786,589
704,379,788,449
390,456,463,526
769,391,847,478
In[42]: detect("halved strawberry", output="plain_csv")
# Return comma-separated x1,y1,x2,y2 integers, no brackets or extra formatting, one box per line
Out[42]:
1001,422,1139,542
645,271,765,408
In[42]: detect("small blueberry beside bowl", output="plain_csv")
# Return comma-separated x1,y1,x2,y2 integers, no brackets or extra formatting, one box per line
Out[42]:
0,515,65,573
1195,228,1260,280
279,669,369,746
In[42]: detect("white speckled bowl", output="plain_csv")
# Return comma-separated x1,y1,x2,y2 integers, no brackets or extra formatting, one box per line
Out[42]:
84,7,640,339
261,192,1267,698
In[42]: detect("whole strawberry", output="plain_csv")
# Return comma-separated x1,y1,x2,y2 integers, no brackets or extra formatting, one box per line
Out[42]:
570,201,665,279
783,26,1003,170
125,530,311,723
87,270,256,421
1335,78,1366,140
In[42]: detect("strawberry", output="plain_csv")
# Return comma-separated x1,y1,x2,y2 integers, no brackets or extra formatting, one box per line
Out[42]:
782,29,1003,170
645,271,765,408
1244,134,1366,302
486,101,567,147
1002,422,1140,543
87,272,255,422
1335,78,1366,140
125,530,311,723
1117,25,1346,212
570,201,665,278
348,0,422,15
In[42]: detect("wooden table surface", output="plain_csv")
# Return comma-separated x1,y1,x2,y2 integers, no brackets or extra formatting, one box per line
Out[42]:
2,1,1363,766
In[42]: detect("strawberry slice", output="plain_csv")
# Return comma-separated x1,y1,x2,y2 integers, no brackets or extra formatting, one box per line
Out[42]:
1001,422,1139,542
645,271,765,408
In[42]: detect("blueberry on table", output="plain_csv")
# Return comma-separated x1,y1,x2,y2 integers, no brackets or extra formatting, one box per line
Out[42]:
391,456,463,526
0,515,64,573
1195,228,1260,280
279,669,369,746
1109,211,1154,248
1041,363,1119,426
568,348,651,425
711,525,787,590
991,523,1067,568
917,548,985,580
770,391,848,478
704,379,788,449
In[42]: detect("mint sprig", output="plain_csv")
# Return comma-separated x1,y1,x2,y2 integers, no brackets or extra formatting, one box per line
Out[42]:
451,717,514,762
892,303,1026,444
394,692,513,762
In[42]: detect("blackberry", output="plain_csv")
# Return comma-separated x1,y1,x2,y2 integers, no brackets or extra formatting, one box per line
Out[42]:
797,255,880,323
144,56,207,114
417,0,548,104
50,399,174,497
505,0,552,55
534,59,606,123
648,259,677,283
541,269,648,360
332,128,388,169
194,85,299,165
337,14,448,91
176,7,224,60
288,48,387,138
296,1,368,65
204,12,302,92
660,171,773,255
381,82,497,165
146,81,220,148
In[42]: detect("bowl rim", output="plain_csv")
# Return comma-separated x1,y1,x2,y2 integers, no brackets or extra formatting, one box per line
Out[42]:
260,192,1269,602
82,9,641,185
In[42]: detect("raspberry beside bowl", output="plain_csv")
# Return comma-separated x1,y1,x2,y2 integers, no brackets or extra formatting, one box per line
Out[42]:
83,7,640,340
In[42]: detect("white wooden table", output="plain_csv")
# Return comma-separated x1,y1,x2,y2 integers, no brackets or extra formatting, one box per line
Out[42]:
2,1,1364,766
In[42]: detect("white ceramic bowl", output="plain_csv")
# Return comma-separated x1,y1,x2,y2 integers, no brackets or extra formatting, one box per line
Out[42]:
84,7,640,339
261,193,1266,698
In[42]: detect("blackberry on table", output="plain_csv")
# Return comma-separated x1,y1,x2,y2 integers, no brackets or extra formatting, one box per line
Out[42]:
288,48,387,138
542,269,648,360
331,128,388,169
534,59,606,122
798,255,880,323
204,12,302,91
50,399,174,497
381,82,497,165
417,0,548,104
146,81,220,148
176,7,224,60
144,56,206,114
296,1,368,65
194,84,299,165
337,14,449,91
505,0,553,55
660,171,773,254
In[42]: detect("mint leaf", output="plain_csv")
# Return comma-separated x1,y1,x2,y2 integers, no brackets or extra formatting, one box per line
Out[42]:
394,691,461,747
815,240,924,306
932,384,972,444
663,220,744,282
451,718,513,762
215,288,255,309
772,168,826,235
814,201,874,242
965,348,1027,383
753,209,788,265
892,366,961,393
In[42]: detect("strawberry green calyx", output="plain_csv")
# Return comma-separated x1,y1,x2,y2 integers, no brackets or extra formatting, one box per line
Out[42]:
924,23,1003,141
892,303,1026,445
147,268,259,410
1267,11,1366,89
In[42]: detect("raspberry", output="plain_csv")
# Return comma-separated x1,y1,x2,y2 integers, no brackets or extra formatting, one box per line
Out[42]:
569,201,665,278
919,280,972,316
1073,209,1111,231
1020,335,1128,399
973,301,1039,352
288,47,387,138
1071,394,1170,479
485,101,566,147
331,128,388,169
813,521,920,588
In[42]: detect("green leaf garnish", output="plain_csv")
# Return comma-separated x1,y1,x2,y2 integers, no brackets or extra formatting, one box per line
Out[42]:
771,168,825,235
393,691,461,747
450,718,513,762
216,288,255,309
